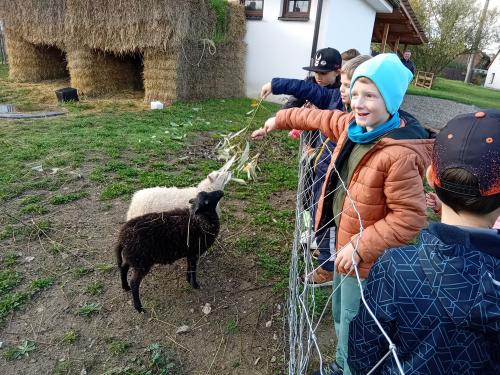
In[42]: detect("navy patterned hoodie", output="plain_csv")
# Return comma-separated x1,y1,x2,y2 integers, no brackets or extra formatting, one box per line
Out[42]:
349,222,500,375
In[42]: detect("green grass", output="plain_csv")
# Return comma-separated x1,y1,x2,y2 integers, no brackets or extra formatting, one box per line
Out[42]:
0,70,300,324
86,281,104,296
61,329,79,345
109,340,131,355
3,340,37,360
49,191,88,205
1,256,54,324
407,77,500,109
77,302,101,317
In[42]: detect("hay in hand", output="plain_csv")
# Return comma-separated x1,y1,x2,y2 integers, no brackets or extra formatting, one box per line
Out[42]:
215,98,270,183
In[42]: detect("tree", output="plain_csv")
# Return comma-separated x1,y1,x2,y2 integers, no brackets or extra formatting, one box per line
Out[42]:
409,0,499,74
464,0,489,84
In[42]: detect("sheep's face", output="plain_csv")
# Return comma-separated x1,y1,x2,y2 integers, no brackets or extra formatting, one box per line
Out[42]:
190,190,224,214
207,170,232,189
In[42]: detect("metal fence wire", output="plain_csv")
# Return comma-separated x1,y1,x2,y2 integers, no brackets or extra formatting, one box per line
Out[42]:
287,131,404,375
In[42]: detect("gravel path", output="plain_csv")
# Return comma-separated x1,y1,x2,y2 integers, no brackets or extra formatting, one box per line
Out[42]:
401,95,478,130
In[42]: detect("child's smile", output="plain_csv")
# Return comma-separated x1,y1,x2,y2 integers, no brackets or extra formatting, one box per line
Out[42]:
351,78,390,131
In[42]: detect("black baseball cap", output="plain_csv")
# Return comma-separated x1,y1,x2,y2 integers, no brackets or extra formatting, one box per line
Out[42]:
303,48,342,73
430,110,500,197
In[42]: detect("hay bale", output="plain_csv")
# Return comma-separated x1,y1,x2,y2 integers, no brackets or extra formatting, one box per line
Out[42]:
67,47,142,97
1,0,247,101
176,2,246,101
65,0,213,53
1,0,66,48
5,31,68,82
143,48,178,104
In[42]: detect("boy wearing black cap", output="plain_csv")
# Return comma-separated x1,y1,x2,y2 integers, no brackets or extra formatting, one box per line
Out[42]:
261,47,343,110
348,110,500,375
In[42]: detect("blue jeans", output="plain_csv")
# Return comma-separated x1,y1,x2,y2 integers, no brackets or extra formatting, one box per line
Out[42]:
332,273,366,375
316,226,335,272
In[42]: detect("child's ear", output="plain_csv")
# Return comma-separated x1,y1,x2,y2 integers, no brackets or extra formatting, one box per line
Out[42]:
426,166,435,189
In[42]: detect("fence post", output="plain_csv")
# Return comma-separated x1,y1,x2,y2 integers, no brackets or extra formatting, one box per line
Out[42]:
0,21,7,64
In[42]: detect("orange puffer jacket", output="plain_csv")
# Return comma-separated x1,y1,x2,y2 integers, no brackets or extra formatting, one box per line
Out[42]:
276,108,434,278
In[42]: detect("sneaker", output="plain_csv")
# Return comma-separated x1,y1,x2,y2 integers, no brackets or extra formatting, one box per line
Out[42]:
310,361,343,375
301,266,333,287
300,231,318,249
310,238,318,250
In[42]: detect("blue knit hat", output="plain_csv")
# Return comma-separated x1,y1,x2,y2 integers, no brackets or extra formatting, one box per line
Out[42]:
350,53,413,115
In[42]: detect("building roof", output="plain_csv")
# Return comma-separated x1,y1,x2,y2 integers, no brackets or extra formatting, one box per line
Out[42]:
372,0,427,46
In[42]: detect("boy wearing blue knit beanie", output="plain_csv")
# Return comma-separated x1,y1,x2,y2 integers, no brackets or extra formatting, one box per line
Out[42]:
252,54,434,375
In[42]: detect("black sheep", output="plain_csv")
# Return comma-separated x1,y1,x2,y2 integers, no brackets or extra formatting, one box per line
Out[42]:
115,190,223,312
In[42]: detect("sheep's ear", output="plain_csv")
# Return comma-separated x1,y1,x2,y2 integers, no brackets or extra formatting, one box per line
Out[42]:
188,198,195,205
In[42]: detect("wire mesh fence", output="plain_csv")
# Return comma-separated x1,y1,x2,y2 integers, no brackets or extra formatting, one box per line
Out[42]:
287,130,404,375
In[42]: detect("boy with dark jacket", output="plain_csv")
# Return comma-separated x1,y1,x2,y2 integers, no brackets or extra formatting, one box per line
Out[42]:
349,110,500,375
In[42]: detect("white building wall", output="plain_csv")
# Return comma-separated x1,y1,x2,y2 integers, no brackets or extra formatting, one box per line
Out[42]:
318,0,389,55
484,54,500,90
244,0,318,98
243,0,393,98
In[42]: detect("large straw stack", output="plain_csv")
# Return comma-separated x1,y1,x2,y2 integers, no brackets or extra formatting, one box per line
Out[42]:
143,48,179,104
67,48,142,96
5,31,68,81
0,0,246,102
178,2,246,100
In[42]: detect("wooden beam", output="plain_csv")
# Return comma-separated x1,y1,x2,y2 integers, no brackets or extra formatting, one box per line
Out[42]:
394,37,400,53
381,23,390,53
399,0,426,44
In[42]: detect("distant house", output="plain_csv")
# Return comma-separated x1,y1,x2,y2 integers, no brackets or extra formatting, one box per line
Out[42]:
485,50,500,90
241,0,426,97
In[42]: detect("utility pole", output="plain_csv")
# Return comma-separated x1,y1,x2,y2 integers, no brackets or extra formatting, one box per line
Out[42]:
464,0,489,84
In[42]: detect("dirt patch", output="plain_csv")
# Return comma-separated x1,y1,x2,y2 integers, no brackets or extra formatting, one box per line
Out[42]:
268,190,296,211
0,184,287,374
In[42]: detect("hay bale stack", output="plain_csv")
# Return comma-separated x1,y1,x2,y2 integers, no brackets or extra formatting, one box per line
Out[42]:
67,48,142,97
1,0,247,102
5,31,68,82
0,0,66,48
177,2,246,100
65,0,213,53
143,48,179,104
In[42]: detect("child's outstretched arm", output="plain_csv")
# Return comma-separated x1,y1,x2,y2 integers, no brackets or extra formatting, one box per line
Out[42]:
251,117,277,140
252,107,353,142
261,78,341,110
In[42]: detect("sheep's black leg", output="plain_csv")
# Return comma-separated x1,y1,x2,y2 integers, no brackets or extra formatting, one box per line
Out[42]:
130,268,148,312
120,263,131,291
186,256,199,289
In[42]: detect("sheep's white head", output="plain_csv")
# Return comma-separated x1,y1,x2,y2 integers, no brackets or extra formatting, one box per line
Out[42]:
209,170,232,188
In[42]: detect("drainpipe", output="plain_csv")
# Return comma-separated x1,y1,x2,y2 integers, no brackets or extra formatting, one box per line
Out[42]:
310,0,324,59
